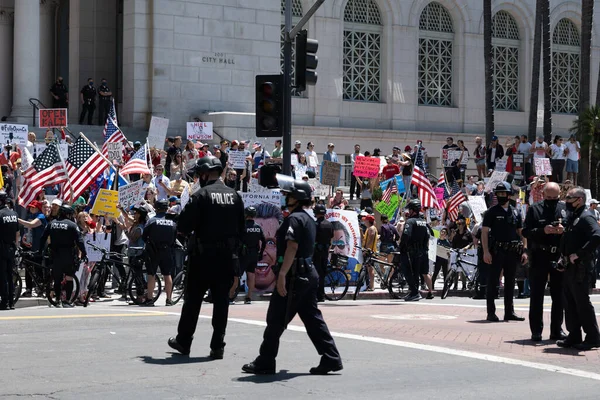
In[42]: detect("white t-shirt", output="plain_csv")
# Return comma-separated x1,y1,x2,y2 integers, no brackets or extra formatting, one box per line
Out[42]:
304,150,319,168
532,141,547,159
565,141,580,162
152,175,171,201
550,144,567,160
490,148,497,163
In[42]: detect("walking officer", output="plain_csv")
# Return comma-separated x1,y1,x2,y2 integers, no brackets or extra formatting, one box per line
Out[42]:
481,182,528,322
79,78,96,125
142,199,177,306
313,204,333,302
242,174,342,375
40,205,87,308
168,156,245,359
238,206,266,304
522,182,566,341
97,78,113,125
557,187,600,350
0,191,19,310
399,199,430,302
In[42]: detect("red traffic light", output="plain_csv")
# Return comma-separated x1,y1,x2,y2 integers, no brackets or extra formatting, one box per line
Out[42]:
261,82,274,96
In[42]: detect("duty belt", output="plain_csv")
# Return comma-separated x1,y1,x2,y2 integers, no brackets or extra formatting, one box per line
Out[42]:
534,244,559,254
493,241,523,253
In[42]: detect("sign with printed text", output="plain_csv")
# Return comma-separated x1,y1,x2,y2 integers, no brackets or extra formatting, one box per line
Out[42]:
534,158,552,176
118,180,144,210
107,142,123,164
148,116,169,149
186,121,213,141
435,187,445,206
309,178,329,198
441,149,467,168
38,108,68,128
353,156,381,178
485,171,508,191
180,186,190,209
228,151,247,169
83,232,112,263
239,190,282,208
295,164,307,178
90,189,120,218
375,194,399,219
495,159,507,172
0,123,28,145
308,155,318,168
379,175,406,194
290,154,299,167
467,195,487,223
320,161,341,186
512,153,524,180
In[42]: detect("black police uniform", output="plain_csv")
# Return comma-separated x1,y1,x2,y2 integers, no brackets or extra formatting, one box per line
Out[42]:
97,82,112,125
314,215,333,301
142,212,177,277
175,179,245,352
482,203,523,318
522,200,566,338
400,214,430,297
0,204,19,309
241,219,266,275
560,207,600,345
79,83,97,125
50,81,68,108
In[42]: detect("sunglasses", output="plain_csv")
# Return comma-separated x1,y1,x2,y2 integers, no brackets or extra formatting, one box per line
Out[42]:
565,195,582,200
331,240,346,250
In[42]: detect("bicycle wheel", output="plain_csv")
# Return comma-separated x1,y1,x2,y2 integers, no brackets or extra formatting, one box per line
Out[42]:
47,275,80,306
387,268,408,299
324,268,349,301
353,268,366,301
128,269,162,305
84,268,102,307
12,269,22,304
441,270,456,300
171,270,186,305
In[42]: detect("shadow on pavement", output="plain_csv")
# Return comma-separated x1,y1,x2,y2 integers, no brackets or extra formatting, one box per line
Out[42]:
234,370,313,383
138,354,214,364
504,339,551,347
466,320,500,324
542,347,584,356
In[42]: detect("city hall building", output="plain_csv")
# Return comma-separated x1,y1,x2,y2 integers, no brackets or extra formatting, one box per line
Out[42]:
0,0,598,157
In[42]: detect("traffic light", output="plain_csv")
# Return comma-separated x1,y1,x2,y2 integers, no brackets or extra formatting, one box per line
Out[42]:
255,74,284,137
295,30,318,92
258,163,282,188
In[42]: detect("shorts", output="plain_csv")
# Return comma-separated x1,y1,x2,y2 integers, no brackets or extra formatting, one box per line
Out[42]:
146,251,174,276
380,242,396,254
241,256,258,274
476,159,486,166
416,253,429,275
566,159,579,173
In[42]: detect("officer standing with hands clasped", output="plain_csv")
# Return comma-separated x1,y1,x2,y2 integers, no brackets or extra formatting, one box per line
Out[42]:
97,78,113,125
168,156,245,359
481,182,528,322
0,191,19,310
399,199,430,302
313,204,333,302
40,205,87,308
239,206,266,305
79,78,97,125
243,174,342,375
522,182,567,341
557,187,600,350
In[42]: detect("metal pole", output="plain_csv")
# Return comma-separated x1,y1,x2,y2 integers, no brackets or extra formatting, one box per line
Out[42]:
282,0,293,176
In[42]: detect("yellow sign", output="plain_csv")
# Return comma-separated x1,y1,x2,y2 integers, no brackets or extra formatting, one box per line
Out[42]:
90,189,119,218
0,171,3,190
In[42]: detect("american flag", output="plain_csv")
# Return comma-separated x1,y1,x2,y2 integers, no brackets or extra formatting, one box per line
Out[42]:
19,143,68,207
61,137,108,203
101,99,127,157
411,146,439,209
447,180,467,221
437,171,449,209
381,176,397,203
120,143,151,176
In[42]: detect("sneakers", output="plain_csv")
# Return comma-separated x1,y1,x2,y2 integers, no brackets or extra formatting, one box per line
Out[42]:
140,299,155,307
244,297,252,305
229,300,235,305
62,302,74,308
21,290,32,298
165,299,174,307
426,292,434,300
404,293,422,302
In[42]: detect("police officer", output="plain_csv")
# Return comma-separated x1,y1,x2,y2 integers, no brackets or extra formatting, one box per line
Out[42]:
50,76,69,108
0,191,18,310
143,199,177,306
399,199,430,302
522,182,566,341
481,182,528,322
235,206,266,305
242,174,342,375
79,78,96,125
40,205,87,308
97,78,113,125
557,187,600,350
168,156,245,359
314,204,333,302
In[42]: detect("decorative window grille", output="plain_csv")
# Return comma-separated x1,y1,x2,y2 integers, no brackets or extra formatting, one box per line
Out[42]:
492,11,520,111
281,0,304,96
551,19,580,114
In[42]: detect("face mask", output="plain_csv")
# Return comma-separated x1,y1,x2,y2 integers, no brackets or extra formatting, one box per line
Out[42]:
102,82,107,86
566,201,577,212
509,199,517,207
497,196,509,205
58,80,63,84
199,174,209,187
89,82,94,86
545,199,559,208
285,196,297,209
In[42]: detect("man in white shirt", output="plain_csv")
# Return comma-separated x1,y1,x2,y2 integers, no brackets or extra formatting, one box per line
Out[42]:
530,135,548,160
152,164,171,201
350,144,363,200
565,134,581,185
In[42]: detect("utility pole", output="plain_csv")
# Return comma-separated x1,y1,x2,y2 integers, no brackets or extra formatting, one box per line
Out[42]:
282,0,293,176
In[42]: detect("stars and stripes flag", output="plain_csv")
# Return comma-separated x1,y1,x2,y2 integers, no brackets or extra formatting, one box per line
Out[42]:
447,180,467,221
18,143,68,207
101,99,127,157
411,146,439,209
120,143,151,176
61,137,108,203
437,171,449,209
381,175,398,203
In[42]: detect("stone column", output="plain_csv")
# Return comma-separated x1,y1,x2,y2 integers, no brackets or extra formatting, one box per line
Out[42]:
40,0,58,108
10,0,40,123
0,8,14,119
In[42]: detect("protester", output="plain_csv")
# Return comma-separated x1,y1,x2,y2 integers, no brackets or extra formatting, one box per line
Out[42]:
565,134,580,185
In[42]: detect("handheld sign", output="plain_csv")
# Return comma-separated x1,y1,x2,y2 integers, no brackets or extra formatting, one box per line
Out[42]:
90,189,120,218
148,116,169,150
353,156,381,178
118,180,144,210
38,108,68,128
321,161,341,186
107,142,123,164
0,123,28,145
534,158,552,176
186,122,213,141
229,151,247,169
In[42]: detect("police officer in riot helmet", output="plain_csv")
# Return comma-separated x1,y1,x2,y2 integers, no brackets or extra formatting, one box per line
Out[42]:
313,204,333,302
399,199,431,301
233,206,266,305
481,182,528,322
243,174,342,375
142,199,177,306
0,190,19,310
168,156,245,359
40,205,87,308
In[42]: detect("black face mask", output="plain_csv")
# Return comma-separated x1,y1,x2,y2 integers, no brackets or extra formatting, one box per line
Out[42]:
545,199,559,209
566,202,577,212
497,196,509,205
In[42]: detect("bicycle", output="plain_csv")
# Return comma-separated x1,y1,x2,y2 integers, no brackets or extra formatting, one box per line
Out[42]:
441,249,479,299
324,253,350,301
353,248,407,300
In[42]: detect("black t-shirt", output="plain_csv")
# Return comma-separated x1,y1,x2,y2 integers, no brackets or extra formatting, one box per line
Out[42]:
482,204,522,242
143,213,177,247
451,228,472,249
0,206,18,245
165,146,181,172
243,220,266,255
50,83,68,99
276,209,316,259
315,217,333,247
401,216,430,249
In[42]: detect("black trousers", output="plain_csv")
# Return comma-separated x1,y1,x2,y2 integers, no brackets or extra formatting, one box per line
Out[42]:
432,257,448,289
79,101,95,125
255,267,341,367
476,252,488,296
401,251,425,295
563,263,600,343
51,253,76,302
486,250,519,316
550,159,565,183
176,255,232,350
0,245,16,307
349,175,360,199
98,100,111,125
528,251,564,336
313,249,328,300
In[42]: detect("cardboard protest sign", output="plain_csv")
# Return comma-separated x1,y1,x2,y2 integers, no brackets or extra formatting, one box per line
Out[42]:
180,186,190,209
118,180,144,210
485,171,508,191
309,179,329,198
375,194,399,219
441,149,467,167
90,189,119,218
186,122,213,141
379,175,406,194
495,159,507,172
467,195,487,223
0,123,28,145
107,142,122,164
148,116,169,150
228,151,247,169
321,161,341,186
512,153,524,180
353,156,381,178
534,158,552,176
38,108,68,128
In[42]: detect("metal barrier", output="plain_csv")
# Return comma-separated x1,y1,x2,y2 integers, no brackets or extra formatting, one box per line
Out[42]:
28,98,47,127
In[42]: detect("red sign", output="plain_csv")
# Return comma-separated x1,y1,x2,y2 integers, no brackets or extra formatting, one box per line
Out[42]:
38,108,68,128
353,156,381,178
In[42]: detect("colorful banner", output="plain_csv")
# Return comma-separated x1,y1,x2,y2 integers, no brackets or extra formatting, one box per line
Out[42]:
375,194,399,219
90,189,120,218
379,175,406,194
353,156,381,178
324,209,363,282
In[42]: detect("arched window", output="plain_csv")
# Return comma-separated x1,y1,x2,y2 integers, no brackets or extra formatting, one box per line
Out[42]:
492,11,520,111
281,0,304,96
418,2,454,106
342,0,383,102
551,19,580,114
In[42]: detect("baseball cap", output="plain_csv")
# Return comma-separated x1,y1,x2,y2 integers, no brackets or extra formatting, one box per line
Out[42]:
591,199,599,205
404,145,412,151
51,199,63,206
28,200,44,211
231,140,239,146
169,196,178,203
295,140,302,145
364,215,375,222
393,146,400,151
491,136,498,141
253,141,262,149
328,143,335,147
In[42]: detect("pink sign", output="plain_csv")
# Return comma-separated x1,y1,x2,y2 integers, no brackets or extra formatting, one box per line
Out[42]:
434,187,445,205
353,156,381,178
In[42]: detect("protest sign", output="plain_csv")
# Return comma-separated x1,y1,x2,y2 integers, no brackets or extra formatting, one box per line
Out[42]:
118,180,144,210
186,121,213,141
434,187,445,206
228,151,247,169
295,164,307,178
309,179,329,198
467,195,487,223
321,161,341,186
428,237,437,264
107,142,123,164
324,209,362,282
512,153,524,180
180,186,190,209
375,194,399,219
33,143,69,162
84,232,112,263
436,244,450,260
240,190,282,208
290,154,299,167
353,156,380,178
38,108,68,128
441,149,467,167
148,116,169,149
308,155,318,168
534,158,552,176
585,189,593,206
0,123,28,145
495,159,507,172
380,175,406,194
485,171,508,191
90,189,119,218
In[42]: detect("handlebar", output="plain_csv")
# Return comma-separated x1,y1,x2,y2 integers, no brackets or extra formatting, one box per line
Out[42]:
86,241,121,258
